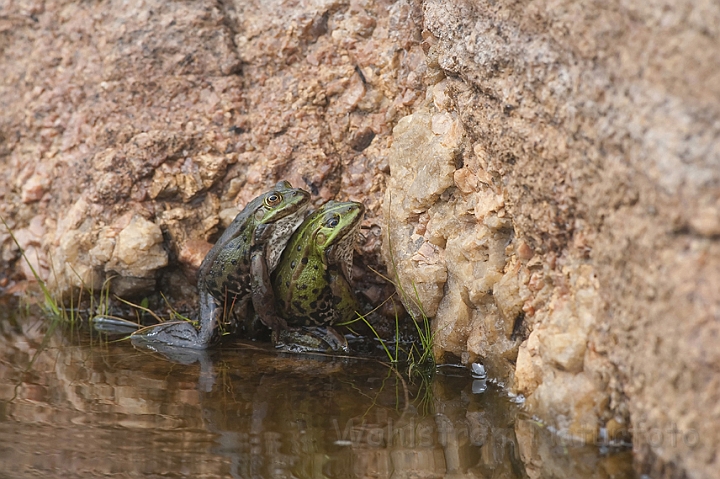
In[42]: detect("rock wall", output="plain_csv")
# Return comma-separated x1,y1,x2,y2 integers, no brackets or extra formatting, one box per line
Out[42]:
385,1,718,478
0,0,423,302
1,1,718,478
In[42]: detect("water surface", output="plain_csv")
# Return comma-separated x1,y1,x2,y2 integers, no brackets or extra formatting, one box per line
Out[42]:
0,303,635,478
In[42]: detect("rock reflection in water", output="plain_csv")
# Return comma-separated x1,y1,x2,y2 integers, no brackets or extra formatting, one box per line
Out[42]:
0,309,635,478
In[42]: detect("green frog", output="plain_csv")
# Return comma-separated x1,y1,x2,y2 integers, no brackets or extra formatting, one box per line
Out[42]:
272,200,365,352
132,181,311,349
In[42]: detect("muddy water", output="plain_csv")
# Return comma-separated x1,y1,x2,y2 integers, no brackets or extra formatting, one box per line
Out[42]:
0,304,635,478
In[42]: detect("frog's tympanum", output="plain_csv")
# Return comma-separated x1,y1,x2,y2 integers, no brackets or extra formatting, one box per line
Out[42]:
133,181,311,349
272,200,365,353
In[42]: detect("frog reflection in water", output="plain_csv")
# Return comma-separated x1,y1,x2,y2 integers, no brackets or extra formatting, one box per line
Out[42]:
272,201,365,352
132,181,310,349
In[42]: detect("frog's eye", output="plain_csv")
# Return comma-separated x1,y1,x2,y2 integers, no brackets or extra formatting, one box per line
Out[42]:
265,192,282,207
326,216,340,228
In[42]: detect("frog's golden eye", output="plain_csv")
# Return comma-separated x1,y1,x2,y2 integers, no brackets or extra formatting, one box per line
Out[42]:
326,216,340,228
265,192,282,206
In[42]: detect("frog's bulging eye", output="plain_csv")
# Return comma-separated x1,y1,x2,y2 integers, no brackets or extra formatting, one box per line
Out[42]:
326,216,340,228
265,192,282,206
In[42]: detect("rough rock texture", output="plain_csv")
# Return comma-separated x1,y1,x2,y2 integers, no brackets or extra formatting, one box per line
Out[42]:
0,0,425,304
384,1,718,478
1,1,719,478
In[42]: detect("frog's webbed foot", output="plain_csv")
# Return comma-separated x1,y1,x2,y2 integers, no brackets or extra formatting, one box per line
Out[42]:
132,289,225,349
131,321,214,350
275,326,349,354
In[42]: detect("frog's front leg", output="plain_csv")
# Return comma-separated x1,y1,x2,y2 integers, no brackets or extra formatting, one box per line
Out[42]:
131,287,222,349
250,250,288,335
328,268,361,323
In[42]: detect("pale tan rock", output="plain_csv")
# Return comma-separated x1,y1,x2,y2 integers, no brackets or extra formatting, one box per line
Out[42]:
178,239,212,272
434,277,472,358
13,216,50,281
382,108,460,318
195,154,228,186
52,229,104,291
493,262,523,326
21,174,49,203
540,269,597,345
16,244,47,283
689,204,720,237
148,164,180,200
390,110,457,213
473,188,504,221
385,113,518,372
514,330,543,396
218,207,241,229
529,368,608,443
106,215,168,279
452,168,478,194
336,73,366,112
55,196,90,240
431,80,451,110
538,332,586,373
88,236,116,266
430,111,453,136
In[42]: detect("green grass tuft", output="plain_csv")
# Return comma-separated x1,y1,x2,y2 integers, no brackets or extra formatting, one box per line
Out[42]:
1,215,61,319
343,219,436,380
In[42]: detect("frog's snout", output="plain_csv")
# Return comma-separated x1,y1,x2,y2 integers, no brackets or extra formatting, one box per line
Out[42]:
349,203,365,214
293,189,310,200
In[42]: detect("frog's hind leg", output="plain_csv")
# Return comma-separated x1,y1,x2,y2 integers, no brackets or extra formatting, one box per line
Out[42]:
131,321,210,349
131,290,221,349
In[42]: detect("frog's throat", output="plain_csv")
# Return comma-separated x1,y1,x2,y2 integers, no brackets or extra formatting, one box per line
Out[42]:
326,230,358,283
265,210,307,272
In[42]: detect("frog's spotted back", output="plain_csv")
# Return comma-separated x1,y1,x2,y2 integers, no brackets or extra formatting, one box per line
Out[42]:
272,200,365,331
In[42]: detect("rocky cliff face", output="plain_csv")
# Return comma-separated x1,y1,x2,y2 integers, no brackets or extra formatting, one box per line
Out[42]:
396,1,719,478
0,0,423,304
1,1,718,478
